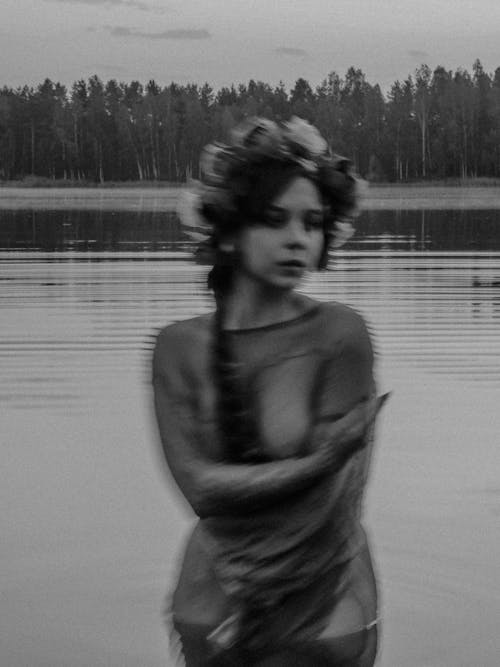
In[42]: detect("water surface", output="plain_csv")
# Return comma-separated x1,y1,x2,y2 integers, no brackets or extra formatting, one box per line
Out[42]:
2,207,500,251
1,207,499,666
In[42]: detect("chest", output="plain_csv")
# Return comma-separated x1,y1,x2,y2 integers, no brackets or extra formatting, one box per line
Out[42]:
197,350,326,459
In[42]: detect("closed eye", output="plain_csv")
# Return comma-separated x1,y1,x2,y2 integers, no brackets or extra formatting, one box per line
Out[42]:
263,206,324,230
263,206,288,227
304,210,324,230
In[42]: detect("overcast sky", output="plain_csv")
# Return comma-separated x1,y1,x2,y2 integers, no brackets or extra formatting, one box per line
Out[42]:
2,0,500,93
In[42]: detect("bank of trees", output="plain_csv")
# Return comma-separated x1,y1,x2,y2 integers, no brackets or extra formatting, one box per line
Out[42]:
1,60,500,183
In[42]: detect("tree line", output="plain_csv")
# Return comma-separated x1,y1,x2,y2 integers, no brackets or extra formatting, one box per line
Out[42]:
1,59,500,183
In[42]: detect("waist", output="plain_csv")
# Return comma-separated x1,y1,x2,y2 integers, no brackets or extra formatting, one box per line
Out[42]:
199,482,365,575
171,523,376,645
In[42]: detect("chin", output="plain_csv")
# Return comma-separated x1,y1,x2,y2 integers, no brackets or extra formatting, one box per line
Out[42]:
267,275,302,290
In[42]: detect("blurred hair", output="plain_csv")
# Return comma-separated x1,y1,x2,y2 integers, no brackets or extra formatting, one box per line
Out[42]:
201,118,358,461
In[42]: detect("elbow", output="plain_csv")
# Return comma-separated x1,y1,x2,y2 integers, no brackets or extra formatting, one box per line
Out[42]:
175,464,234,518
172,479,210,518
190,493,224,519
189,469,237,518
166,461,217,518
183,470,219,518
188,489,212,518
192,503,213,519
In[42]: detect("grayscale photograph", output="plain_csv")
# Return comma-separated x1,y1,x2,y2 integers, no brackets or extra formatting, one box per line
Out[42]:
1,1,499,665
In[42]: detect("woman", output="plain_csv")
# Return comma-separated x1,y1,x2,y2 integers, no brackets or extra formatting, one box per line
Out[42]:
153,117,388,666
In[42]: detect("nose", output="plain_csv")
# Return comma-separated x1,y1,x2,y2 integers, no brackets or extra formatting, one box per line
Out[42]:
284,216,308,248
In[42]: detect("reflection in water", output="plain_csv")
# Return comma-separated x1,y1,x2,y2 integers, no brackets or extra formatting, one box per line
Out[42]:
357,208,500,251
1,212,500,667
2,207,500,252
0,209,182,252
1,249,499,411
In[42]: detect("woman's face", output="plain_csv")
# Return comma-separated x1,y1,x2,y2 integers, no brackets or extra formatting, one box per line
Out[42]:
234,176,325,291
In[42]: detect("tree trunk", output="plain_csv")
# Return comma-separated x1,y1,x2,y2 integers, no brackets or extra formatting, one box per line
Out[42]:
31,119,36,174
135,153,144,180
99,144,104,183
421,116,426,178
73,117,78,168
463,124,468,178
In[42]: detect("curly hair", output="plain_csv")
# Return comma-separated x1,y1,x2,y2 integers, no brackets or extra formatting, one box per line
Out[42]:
195,117,359,462
179,116,360,269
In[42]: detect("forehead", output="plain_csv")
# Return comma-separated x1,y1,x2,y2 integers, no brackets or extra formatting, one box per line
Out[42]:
271,176,322,209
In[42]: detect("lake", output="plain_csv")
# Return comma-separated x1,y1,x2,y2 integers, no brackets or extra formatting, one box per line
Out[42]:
1,199,499,666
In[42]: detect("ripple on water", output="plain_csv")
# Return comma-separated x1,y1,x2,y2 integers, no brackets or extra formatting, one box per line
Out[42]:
1,250,499,411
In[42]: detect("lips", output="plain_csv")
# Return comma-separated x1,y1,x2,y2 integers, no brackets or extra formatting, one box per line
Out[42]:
278,260,306,268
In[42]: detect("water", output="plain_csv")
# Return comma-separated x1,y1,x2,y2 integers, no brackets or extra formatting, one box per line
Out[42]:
1,207,499,666
2,207,500,251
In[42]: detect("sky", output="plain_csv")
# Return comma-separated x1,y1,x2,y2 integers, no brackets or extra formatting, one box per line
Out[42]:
2,0,500,94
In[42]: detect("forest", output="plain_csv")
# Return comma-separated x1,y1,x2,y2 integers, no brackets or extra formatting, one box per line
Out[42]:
1,59,500,183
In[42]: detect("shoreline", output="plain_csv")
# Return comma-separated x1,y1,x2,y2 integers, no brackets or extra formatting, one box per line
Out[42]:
1,184,500,210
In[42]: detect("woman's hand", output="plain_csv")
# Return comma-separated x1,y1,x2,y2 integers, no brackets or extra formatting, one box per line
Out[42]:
314,393,390,469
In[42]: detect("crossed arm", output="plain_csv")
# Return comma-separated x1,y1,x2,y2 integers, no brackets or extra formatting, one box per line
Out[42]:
153,318,386,517
154,374,385,517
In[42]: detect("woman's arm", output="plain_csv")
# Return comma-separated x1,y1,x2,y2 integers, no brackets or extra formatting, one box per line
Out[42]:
152,324,381,518
154,367,383,518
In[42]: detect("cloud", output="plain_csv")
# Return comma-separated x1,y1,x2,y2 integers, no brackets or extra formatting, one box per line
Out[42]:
107,26,211,39
275,47,308,58
45,0,164,12
408,49,429,59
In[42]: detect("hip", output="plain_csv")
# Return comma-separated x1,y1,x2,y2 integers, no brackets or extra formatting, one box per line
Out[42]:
168,526,378,663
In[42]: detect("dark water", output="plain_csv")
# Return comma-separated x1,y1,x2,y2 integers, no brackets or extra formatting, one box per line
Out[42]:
2,207,500,251
1,208,499,667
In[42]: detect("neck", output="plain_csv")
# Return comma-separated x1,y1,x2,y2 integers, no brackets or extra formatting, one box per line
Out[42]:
221,273,307,330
